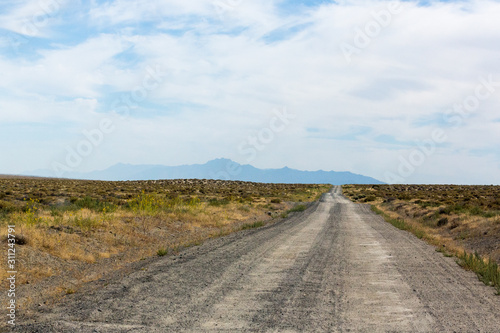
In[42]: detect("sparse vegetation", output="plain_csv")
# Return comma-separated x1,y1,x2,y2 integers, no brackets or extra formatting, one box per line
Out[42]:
280,204,308,218
241,221,265,230
287,204,307,213
458,251,500,295
370,205,426,239
344,184,500,293
0,177,329,312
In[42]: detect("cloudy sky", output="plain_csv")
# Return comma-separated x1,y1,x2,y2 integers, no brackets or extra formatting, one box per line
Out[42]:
1,0,499,184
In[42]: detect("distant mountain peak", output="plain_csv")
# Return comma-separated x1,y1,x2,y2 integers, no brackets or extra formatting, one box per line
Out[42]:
24,158,384,184
205,158,235,165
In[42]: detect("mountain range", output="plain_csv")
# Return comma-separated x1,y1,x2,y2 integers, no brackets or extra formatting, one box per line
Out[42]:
26,158,384,184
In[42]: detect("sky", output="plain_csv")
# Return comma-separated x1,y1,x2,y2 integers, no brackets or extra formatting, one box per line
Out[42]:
1,0,500,184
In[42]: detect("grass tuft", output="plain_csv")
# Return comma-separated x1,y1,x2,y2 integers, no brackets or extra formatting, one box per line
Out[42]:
241,221,265,230
287,204,307,214
458,251,500,295
157,248,168,257
371,206,409,231
208,198,231,207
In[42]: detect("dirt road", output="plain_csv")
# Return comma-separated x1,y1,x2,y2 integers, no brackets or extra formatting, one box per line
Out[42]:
14,186,500,332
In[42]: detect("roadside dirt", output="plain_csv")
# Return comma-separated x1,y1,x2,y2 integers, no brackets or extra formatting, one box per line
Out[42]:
11,186,500,332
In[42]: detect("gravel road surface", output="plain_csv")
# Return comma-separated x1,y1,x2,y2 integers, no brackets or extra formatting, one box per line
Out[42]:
13,186,500,332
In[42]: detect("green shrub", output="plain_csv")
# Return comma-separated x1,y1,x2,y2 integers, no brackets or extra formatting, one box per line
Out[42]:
397,194,411,200
364,195,376,202
0,200,19,213
469,206,483,216
241,221,264,230
157,248,168,256
458,251,500,294
128,192,161,214
482,211,499,218
70,215,100,231
24,198,43,226
287,204,307,213
74,196,116,212
208,198,230,207
443,204,467,214
186,197,201,207
418,201,441,208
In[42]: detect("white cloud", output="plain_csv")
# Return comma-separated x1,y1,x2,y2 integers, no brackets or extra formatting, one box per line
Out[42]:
0,0,68,37
1,0,500,183
0,33,135,126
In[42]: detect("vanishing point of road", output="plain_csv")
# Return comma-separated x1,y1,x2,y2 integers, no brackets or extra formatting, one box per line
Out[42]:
15,186,500,332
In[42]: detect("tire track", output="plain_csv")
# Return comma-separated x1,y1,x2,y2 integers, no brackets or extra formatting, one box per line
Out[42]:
357,204,500,331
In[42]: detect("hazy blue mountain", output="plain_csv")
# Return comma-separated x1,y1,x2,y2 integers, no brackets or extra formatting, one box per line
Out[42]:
25,158,384,184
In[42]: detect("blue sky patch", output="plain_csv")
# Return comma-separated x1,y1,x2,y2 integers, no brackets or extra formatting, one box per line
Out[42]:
276,0,335,15
262,22,313,43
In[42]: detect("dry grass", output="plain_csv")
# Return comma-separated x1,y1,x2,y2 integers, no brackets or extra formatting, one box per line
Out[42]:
0,178,329,314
